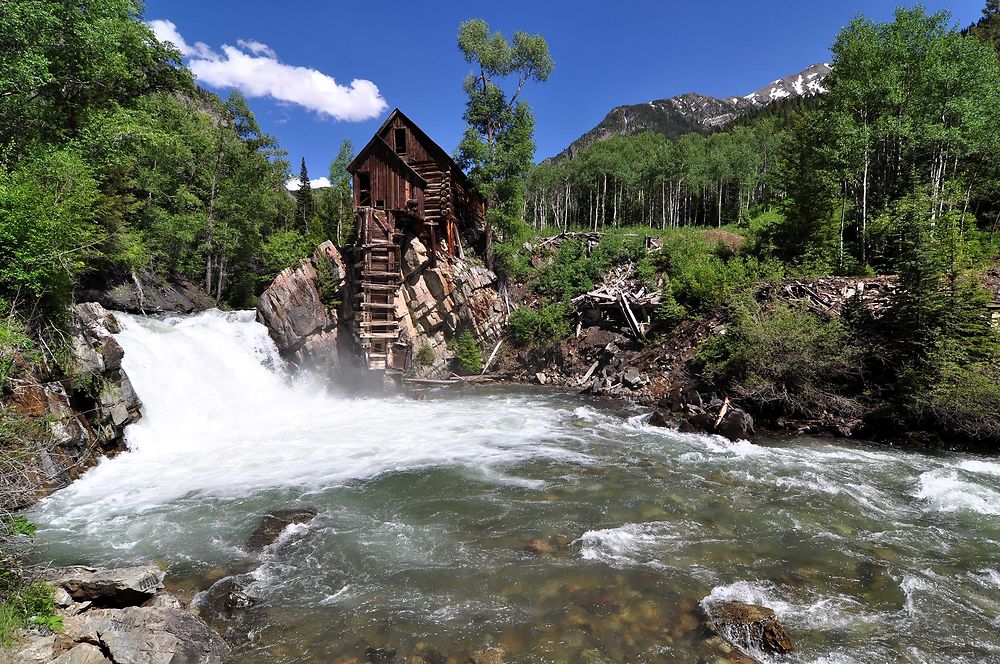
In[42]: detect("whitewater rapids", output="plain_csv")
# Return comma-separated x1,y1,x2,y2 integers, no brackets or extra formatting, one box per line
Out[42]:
27,310,1000,663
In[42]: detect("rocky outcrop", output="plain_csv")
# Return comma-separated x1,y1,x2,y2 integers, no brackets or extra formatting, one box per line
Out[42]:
4,303,141,508
44,566,164,608
256,241,348,380
396,236,507,377
79,271,215,315
702,601,794,656
16,566,229,664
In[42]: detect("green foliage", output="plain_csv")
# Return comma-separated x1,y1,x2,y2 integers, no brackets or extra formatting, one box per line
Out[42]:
448,330,483,374
0,581,61,646
655,233,784,313
456,18,553,268
508,303,571,347
698,298,863,419
0,147,102,311
652,290,687,330
259,230,312,285
414,344,436,367
314,254,343,307
1,516,35,539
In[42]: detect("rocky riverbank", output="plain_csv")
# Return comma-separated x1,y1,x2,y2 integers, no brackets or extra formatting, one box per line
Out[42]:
2,303,142,509
11,566,229,664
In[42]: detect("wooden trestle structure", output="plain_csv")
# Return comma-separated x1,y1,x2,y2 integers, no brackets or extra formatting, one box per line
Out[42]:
345,108,484,373
349,208,403,371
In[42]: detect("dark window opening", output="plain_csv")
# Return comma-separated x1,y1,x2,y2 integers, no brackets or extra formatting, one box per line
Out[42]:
394,127,407,155
358,172,371,207
375,199,385,209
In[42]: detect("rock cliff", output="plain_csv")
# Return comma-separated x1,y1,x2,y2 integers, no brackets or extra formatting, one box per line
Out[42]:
3,303,142,508
255,238,507,383
255,241,349,380
395,236,507,377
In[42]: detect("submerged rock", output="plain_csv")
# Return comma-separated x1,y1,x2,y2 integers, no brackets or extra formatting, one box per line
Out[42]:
195,576,257,624
471,648,505,664
246,508,317,551
703,601,794,655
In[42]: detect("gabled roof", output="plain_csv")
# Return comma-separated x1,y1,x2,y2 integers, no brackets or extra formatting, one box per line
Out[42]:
347,133,427,185
354,108,474,190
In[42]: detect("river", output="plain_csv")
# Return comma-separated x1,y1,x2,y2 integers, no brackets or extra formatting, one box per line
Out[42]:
27,310,1000,662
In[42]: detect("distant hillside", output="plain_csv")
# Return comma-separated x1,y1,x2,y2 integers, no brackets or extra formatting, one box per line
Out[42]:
553,63,831,160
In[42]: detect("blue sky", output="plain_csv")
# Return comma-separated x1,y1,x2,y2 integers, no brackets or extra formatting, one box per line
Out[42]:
144,0,983,187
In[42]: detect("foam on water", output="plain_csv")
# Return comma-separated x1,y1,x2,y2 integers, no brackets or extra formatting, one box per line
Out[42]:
32,310,594,526
915,468,1000,515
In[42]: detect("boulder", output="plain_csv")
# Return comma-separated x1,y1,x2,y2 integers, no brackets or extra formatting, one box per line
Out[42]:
80,272,215,315
195,576,256,624
402,236,429,277
51,643,111,664
44,565,164,608
246,509,317,551
622,369,642,389
704,601,794,655
256,241,345,378
61,606,230,664
716,407,755,442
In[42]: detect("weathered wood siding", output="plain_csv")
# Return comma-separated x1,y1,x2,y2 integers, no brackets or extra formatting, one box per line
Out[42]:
351,139,424,217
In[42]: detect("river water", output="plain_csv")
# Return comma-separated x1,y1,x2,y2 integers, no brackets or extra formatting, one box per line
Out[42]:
26,310,1000,663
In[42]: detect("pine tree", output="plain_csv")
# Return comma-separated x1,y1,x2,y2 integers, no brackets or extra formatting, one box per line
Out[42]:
295,157,315,232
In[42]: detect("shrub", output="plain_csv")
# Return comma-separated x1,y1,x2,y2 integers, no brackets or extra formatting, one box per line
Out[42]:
508,303,571,347
414,344,436,367
448,330,482,374
919,362,1000,445
698,298,863,419
653,290,687,331
314,254,343,307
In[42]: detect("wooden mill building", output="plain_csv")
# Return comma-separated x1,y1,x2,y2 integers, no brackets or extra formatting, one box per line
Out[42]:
345,109,484,371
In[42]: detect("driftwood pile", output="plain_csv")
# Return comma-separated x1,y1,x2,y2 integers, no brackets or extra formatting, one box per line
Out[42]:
756,277,898,318
524,232,661,255
571,262,662,339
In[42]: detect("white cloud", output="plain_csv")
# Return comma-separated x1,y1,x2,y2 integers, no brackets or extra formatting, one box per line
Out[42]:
286,177,332,191
236,39,276,59
148,19,214,60
147,20,386,122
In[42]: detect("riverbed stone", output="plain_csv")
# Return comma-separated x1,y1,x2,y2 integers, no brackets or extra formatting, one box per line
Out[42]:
44,565,164,607
196,576,256,623
246,508,317,551
471,647,505,664
704,601,793,654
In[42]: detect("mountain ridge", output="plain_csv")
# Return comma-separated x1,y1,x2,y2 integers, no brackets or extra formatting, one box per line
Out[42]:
553,62,832,160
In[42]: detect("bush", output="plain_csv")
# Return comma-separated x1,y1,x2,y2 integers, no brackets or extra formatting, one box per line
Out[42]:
508,303,571,347
653,290,687,330
259,230,312,283
448,330,482,374
314,253,343,307
414,344,435,367
919,362,1000,444
698,298,863,419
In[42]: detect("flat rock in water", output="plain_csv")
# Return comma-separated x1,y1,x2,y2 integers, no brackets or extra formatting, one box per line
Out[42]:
44,565,164,607
246,509,317,551
705,601,794,654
